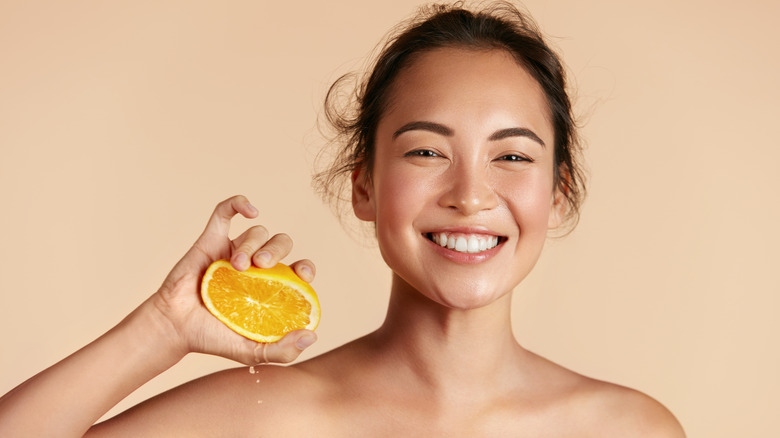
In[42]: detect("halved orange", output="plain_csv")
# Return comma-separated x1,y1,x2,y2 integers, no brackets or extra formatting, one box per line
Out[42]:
201,260,320,343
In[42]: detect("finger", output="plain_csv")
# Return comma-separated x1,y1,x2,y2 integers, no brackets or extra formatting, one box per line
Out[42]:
198,195,258,245
261,330,318,364
251,233,293,269
230,225,270,271
289,259,316,283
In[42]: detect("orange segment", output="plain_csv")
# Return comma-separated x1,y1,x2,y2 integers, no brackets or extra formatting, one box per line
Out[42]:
201,260,320,343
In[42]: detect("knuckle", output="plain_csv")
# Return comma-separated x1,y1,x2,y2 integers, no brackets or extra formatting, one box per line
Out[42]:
235,241,253,252
250,225,269,238
211,201,233,221
216,195,244,214
217,197,234,210
276,347,300,364
274,233,293,245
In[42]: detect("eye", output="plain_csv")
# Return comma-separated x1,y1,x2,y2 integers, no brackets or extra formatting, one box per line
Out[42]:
496,153,533,163
404,149,441,158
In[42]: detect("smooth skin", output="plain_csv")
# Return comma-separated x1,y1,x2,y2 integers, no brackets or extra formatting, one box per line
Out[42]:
0,48,685,437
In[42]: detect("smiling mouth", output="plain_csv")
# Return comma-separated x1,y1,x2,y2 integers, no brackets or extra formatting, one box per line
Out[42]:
425,232,504,254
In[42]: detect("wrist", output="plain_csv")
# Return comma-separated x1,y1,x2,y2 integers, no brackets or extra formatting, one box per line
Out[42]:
117,294,190,369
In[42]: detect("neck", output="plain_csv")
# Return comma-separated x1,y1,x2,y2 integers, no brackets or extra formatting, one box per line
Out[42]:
366,274,528,400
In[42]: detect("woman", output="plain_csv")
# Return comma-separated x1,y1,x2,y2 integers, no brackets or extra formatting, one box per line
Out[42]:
0,3,685,436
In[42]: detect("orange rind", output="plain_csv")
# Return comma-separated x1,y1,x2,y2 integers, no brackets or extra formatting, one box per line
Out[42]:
201,260,320,343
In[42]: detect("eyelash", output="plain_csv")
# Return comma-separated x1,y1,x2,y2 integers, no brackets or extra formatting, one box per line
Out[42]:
404,150,533,163
404,149,440,158
497,154,533,163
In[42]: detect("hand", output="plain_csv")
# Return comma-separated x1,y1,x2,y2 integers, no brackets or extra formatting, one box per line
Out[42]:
151,195,318,365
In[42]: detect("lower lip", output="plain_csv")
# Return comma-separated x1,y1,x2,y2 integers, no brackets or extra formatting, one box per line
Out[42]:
424,236,503,264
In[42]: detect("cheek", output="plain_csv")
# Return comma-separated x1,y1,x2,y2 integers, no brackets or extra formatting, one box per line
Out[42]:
371,172,430,274
373,165,425,235
501,173,556,231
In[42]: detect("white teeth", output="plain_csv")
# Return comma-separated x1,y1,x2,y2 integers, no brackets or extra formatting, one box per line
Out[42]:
467,236,479,253
430,232,500,254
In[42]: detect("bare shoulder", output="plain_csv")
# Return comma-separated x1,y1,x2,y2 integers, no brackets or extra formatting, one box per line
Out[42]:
88,339,368,437
569,376,686,438
519,352,684,438
88,364,330,437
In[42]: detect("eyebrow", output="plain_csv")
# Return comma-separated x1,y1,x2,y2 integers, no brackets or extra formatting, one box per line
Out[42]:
392,121,453,139
392,121,545,147
488,127,545,147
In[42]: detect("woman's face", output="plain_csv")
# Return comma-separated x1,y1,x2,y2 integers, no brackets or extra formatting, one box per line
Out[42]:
353,47,564,309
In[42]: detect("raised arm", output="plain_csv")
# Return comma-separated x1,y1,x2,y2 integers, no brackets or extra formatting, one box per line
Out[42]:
0,195,317,437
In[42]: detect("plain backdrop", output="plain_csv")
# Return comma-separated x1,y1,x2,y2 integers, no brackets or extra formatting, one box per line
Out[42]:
1,0,778,436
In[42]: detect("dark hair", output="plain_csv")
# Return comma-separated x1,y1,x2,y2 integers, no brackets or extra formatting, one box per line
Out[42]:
314,1,586,230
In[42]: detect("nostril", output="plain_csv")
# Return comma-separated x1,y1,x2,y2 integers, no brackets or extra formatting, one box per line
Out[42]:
437,173,499,214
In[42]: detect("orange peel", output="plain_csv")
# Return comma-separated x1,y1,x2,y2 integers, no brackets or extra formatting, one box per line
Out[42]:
201,260,320,343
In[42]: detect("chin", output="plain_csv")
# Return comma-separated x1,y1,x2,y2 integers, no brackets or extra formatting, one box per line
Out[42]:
427,283,508,310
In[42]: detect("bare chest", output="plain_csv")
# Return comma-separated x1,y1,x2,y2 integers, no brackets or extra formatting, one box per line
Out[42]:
245,396,593,438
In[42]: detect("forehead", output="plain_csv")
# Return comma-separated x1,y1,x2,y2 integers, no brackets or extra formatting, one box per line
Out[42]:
379,47,553,144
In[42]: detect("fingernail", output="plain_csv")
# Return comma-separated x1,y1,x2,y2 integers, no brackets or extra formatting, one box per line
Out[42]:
233,253,248,270
295,333,317,350
246,202,258,215
299,265,313,281
255,251,271,266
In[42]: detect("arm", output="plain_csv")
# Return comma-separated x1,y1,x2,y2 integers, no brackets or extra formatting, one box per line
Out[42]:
0,296,184,437
0,195,318,437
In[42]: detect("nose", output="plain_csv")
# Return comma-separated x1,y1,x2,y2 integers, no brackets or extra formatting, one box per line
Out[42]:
438,162,499,215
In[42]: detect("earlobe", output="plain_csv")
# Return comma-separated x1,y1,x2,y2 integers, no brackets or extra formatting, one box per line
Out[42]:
549,167,573,230
548,178,572,231
547,190,566,229
352,168,376,222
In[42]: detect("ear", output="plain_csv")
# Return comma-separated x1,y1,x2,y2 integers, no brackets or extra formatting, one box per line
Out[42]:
351,167,376,222
548,168,571,230
547,188,566,230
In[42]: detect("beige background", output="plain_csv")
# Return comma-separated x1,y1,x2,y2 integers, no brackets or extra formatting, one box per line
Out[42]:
1,0,778,436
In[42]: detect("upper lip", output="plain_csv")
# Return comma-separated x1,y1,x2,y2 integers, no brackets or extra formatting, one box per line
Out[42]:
421,226,504,237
